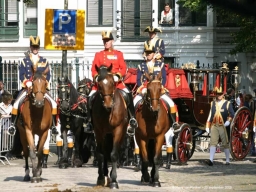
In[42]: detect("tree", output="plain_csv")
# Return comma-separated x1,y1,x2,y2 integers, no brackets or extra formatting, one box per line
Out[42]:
177,0,256,54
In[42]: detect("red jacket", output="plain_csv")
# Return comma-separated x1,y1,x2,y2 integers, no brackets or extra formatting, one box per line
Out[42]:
91,49,127,90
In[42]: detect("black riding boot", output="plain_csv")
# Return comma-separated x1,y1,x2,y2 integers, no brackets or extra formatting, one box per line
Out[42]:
170,113,179,129
67,147,73,166
7,114,18,136
55,146,63,165
134,154,141,172
165,152,172,169
127,92,138,136
51,115,58,135
42,154,49,168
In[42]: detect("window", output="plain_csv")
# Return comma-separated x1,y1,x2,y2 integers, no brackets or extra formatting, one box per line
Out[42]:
158,0,175,26
0,0,19,41
216,11,238,27
121,0,152,42
24,0,37,37
179,4,206,26
87,0,113,26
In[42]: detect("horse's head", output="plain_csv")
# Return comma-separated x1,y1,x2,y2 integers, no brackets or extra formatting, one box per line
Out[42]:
57,76,70,111
77,78,92,96
145,71,162,112
31,71,47,108
96,64,115,109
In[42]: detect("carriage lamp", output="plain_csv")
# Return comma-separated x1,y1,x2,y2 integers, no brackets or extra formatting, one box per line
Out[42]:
190,68,199,101
231,66,241,98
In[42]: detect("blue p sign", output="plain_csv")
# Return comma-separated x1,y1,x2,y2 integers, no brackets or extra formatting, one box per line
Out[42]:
53,10,76,34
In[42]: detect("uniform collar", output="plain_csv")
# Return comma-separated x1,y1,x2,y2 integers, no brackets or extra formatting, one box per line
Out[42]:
104,48,114,52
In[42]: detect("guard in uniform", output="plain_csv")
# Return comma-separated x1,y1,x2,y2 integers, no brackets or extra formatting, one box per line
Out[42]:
143,26,165,61
88,31,138,135
133,42,179,169
205,86,235,166
7,36,58,136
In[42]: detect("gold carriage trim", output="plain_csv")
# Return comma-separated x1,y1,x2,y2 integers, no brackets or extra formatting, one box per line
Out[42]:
175,74,181,87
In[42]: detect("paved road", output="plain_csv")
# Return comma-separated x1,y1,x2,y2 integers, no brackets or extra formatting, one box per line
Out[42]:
0,150,256,192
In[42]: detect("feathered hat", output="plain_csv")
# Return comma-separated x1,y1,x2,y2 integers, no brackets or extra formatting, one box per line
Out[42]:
30,36,40,46
101,31,114,40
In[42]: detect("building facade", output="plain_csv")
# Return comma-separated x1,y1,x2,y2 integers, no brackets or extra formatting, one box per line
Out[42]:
0,0,256,94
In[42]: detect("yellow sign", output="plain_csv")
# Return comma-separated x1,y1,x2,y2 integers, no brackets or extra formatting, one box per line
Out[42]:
44,9,85,50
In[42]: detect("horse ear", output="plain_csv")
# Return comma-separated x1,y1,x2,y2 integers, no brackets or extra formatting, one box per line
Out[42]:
108,64,113,72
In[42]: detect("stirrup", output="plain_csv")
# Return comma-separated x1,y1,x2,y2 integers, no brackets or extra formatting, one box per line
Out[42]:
7,125,16,136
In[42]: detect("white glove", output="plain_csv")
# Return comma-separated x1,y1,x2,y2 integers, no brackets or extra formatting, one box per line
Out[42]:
205,128,210,133
113,75,119,82
26,81,32,88
141,88,147,94
253,127,256,132
224,121,230,127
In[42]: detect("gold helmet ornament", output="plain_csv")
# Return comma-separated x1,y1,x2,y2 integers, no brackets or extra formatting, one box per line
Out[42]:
214,86,223,95
30,36,40,47
144,41,155,53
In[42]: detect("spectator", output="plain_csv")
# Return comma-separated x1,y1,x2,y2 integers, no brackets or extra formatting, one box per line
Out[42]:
0,80,4,103
236,89,246,107
160,3,173,25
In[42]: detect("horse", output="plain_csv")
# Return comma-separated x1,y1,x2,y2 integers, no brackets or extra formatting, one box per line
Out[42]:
135,71,170,187
16,70,52,182
91,65,128,189
57,76,91,168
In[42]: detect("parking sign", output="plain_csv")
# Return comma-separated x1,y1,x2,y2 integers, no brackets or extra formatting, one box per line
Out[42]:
45,9,85,50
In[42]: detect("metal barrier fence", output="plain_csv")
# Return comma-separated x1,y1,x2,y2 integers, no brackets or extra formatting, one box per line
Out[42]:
0,117,13,165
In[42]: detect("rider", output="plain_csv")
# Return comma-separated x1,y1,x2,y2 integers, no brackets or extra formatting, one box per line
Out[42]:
87,31,138,135
133,41,179,169
143,26,165,61
205,86,235,166
7,36,58,136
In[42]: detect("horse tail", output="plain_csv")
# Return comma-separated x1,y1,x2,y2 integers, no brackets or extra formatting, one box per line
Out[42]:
7,127,23,158
148,139,155,164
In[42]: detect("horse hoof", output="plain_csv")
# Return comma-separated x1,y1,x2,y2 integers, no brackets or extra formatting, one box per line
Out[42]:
165,165,171,169
74,159,82,168
59,163,68,169
36,177,42,182
153,181,161,187
42,164,47,168
31,177,40,183
141,176,150,184
23,175,30,181
110,182,119,189
134,165,140,172
96,179,105,186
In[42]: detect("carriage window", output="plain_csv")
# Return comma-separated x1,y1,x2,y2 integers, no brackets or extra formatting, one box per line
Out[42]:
179,3,207,26
23,0,38,37
87,0,113,26
158,0,175,27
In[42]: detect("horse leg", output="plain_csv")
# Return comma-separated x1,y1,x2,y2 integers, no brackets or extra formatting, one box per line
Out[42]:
96,143,105,186
139,139,150,184
59,128,69,169
151,136,164,187
109,142,119,189
73,126,83,168
20,129,30,181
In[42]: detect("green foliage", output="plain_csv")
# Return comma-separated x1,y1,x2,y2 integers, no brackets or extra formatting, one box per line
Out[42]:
177,0,256,54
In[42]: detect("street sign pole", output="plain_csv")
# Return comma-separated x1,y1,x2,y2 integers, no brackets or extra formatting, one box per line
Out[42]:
62,0,68,77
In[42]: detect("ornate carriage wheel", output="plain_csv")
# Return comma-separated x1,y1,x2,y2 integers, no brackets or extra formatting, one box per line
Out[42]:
175,123,194,164
230,107,253,160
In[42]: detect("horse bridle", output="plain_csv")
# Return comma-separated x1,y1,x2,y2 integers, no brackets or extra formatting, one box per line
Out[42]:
145,79,161,108
31,78,46,98
58,83,71,114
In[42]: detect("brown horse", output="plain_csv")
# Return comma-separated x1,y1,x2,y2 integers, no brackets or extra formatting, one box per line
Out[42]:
17,71,52,182
91,65,128,189
135,71,170,187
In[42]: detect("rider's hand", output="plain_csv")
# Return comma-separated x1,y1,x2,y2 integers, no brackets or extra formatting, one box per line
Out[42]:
224,121,230,127
253,127,256,132
113,75,119,82
141,88,147,95
26,81,32,88
205,127,210,133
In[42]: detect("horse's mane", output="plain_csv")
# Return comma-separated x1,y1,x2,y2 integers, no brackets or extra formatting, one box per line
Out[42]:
67,79,79,105
98,66,111,82
33,70,46,80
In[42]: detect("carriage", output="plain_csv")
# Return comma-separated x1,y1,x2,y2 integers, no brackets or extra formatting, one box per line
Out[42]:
124,62,253,164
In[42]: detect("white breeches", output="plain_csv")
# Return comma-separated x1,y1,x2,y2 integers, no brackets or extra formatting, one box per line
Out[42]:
160,94,175,107
34,129,51,150
13,91,26,109
56,119,62,142
133,94,143,107
133,135,139,149
165,128,174,147
67,130,73,143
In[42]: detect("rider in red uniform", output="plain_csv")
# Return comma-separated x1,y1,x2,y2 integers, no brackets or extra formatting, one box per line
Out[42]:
88,31,138,135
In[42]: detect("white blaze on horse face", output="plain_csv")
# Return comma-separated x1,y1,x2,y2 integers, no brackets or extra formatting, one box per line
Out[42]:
103,79,108,84
39,79,41,83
